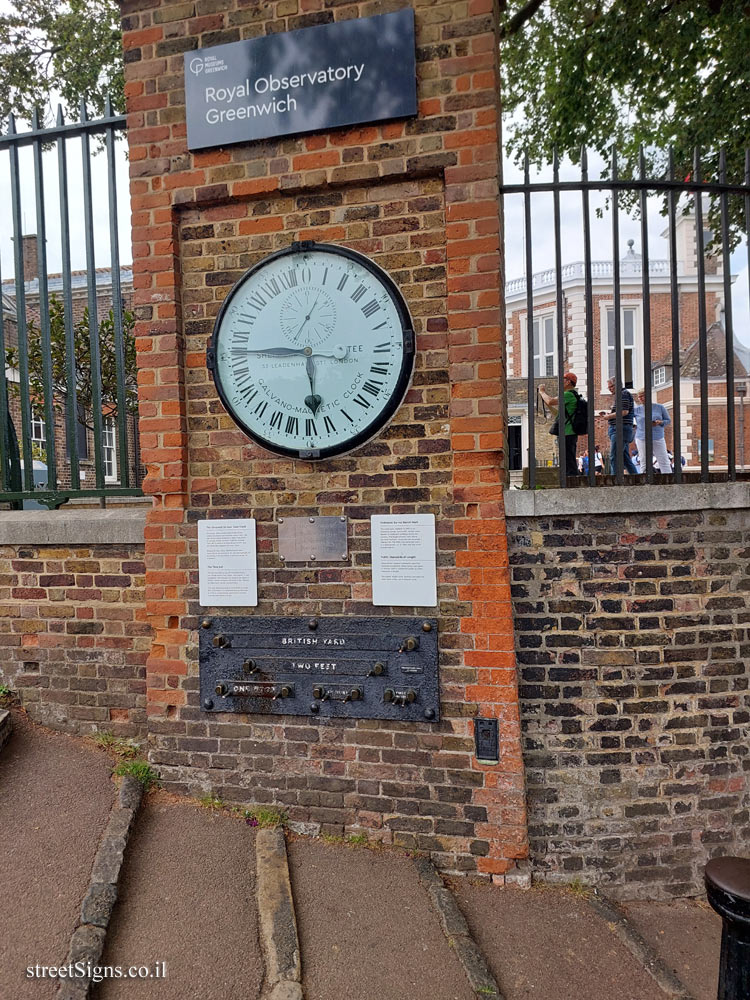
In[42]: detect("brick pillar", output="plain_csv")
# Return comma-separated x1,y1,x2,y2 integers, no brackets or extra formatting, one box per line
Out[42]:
122,0,527,876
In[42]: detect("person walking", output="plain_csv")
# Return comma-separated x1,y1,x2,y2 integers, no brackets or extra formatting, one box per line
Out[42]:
594,445,603,474
539,372,581,477
602,376,637,475
634,388,672,473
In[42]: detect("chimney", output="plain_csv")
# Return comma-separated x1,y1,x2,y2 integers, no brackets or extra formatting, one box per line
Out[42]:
10,234,41,283
21,234,39,283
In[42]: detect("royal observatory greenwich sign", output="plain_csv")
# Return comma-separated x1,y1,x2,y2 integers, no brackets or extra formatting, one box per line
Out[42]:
184,9,417,150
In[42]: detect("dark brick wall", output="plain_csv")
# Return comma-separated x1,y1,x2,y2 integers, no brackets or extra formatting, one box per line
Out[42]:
507,506,750,899
0,542,149,738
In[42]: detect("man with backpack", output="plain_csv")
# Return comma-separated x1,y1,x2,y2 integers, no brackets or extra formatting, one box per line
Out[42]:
539,372,586,478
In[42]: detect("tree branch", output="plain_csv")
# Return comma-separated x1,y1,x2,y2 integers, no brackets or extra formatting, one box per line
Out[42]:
499,0,546,38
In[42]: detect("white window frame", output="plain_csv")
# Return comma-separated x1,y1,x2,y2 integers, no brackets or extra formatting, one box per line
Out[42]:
31,409,46,448
103,419,118,483
520,311,557,378
653,366,667,387
600,302,643,391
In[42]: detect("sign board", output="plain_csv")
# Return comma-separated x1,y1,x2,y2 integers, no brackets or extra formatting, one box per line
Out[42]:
371,514,437,607
184,9,417,150
200,615,439,722
198,519,258,607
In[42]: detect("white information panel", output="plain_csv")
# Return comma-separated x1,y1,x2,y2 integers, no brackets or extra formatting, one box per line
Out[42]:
198,519,258,607
371,514,437,607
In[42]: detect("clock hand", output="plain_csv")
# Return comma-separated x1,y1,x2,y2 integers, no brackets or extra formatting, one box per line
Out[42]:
304,354,322,416
307,292,322,319
233,345,347,360
306,353,316,394
311,345,348,360
293,293,323,341
237,347,307,357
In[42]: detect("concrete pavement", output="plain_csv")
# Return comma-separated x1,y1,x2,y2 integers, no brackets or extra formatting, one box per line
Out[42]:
0,708,724,1000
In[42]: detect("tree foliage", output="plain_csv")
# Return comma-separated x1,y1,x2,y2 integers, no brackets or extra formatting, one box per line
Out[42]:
0,0,123,125
6,294,137,431
499,0,750,189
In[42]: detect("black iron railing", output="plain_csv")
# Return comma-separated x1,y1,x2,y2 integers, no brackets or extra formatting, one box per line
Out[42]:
503,147,750,489
0,100,142,509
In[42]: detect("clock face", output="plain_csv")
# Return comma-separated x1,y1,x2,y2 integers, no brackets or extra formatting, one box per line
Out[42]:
208,242,415,460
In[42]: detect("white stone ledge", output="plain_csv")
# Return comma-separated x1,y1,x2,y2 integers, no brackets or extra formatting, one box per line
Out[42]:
504,481,750,518
0,508,148,546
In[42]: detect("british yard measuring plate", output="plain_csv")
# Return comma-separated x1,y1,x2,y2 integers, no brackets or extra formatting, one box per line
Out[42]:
207,241,415,459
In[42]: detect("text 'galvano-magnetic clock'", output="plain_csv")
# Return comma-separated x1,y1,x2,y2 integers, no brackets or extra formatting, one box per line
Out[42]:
206,241,416,460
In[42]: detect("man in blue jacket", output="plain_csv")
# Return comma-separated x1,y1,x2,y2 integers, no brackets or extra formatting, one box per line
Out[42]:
634,388,672,473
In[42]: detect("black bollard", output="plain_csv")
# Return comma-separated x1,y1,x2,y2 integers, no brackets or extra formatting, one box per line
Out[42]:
705,857,750,1000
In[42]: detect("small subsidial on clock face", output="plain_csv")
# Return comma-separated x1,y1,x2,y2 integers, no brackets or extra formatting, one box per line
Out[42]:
279,288,336,346
207,242,416,460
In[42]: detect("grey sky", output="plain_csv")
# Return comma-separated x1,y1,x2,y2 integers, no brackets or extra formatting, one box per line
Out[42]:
0,129,132,283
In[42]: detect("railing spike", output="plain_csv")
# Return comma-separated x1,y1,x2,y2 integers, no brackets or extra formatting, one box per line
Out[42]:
7,113,16,135
79,98,88,124
31,108,39,131
105,94,113,118
56,105,64,127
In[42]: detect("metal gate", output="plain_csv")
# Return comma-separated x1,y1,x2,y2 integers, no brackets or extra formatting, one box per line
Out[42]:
0,100,142,508
502,147,750,489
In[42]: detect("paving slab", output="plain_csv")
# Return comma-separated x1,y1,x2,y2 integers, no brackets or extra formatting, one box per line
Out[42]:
621,899,721,1000
287,838,475,1000
0,709,115,1000
452,882,669,1000
93,794,263,1000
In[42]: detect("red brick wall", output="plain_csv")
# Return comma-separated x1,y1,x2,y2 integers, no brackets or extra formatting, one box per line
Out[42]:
0,542,149,736
122,0,527,874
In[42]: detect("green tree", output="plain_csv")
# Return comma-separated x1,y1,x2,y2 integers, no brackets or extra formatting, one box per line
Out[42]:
0,0,123,124
500,1,750,193
6,294,138,436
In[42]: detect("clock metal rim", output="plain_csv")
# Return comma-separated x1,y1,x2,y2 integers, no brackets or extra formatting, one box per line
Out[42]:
207,241,416,461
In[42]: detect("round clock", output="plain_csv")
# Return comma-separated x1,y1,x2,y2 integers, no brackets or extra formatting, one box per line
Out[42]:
207,241,416,460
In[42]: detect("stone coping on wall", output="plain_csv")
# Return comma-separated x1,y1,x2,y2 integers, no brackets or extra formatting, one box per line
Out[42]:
0,507,148,545
504,480,750,518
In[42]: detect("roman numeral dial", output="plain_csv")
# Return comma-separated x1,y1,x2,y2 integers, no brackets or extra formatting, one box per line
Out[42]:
209,242,415,460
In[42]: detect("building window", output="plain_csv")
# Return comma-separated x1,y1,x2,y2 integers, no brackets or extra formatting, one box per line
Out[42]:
66,417,89,462
697,439,714,460
31,409,46,460
532,314,555,377
103,420,117,482
653,366,666,387
603,305,640,389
